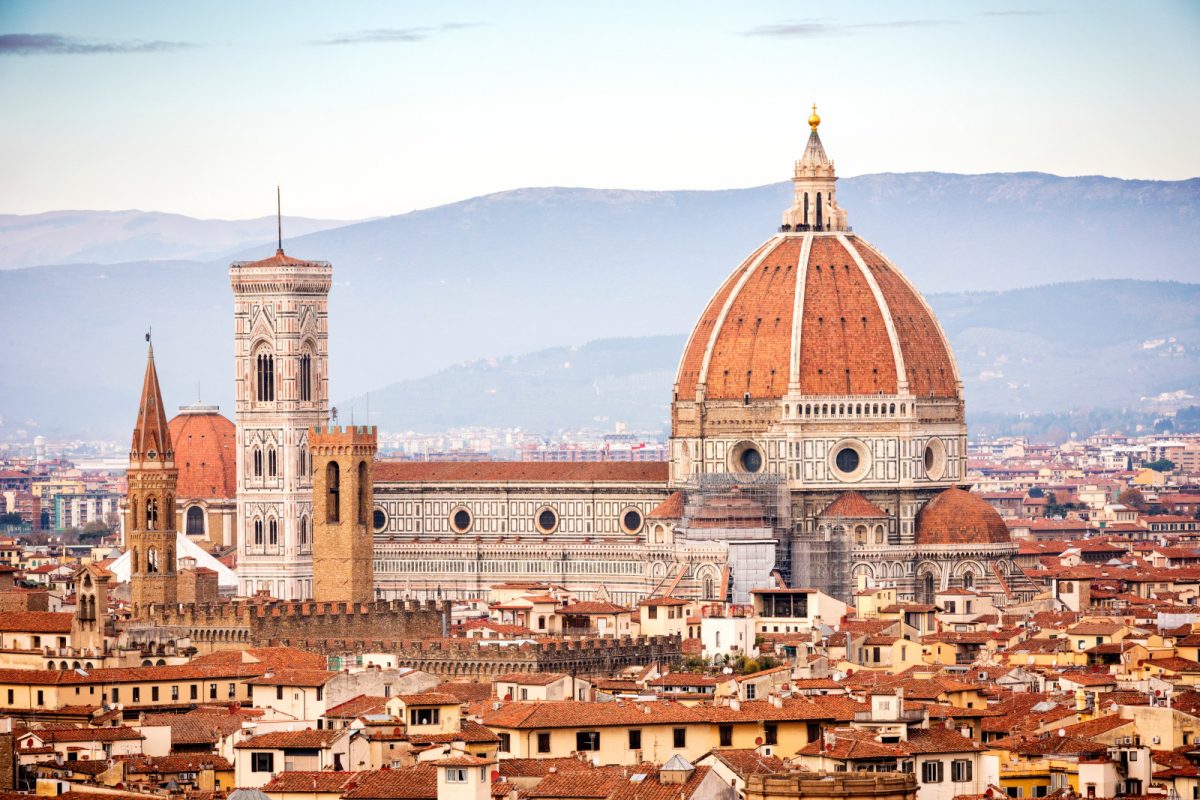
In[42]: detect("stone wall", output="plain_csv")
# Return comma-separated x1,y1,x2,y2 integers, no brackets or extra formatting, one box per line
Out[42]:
0,591,48,612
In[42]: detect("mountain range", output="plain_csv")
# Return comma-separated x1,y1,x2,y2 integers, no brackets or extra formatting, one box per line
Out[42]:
0,171,1197,440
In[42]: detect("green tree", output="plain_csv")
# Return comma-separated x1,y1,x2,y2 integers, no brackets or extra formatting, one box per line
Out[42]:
1144,459,1175,472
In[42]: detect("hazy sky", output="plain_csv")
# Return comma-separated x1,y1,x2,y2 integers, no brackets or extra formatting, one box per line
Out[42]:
2,1,1198,219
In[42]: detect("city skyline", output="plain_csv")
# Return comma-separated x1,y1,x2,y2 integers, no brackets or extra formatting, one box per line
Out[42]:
1,1,1198,219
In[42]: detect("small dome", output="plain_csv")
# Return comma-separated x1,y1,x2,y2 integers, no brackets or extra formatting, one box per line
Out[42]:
169,405,236,498
916,488,1011,546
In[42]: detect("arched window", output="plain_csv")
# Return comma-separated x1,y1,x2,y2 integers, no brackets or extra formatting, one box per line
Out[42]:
299,447,308,477
253,448,262,477
268,519,278,547
803,192,809,227
267,448,277,477
962,571,974,590
299,516,308,549
703,576,715,600
147,547,159,573
357,461,368,525
145,497,158,530
256,352,275,402
855,525,867,546
874,525,885,544
816,192,824,230
922,573,935,604
186,506,204,536
327,463,340,523
253,519,263,546
299,353,313,402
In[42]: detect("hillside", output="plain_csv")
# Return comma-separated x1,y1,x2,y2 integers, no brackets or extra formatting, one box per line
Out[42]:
339,281,1200,435
0,172,1197,439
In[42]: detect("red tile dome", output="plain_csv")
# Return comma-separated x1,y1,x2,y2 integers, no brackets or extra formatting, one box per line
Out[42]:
674,233,960,406
915,487,1012,546
168,406,236,499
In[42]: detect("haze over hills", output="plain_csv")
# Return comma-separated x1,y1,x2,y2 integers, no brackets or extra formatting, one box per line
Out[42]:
0,171,1197,440
0,211,357,269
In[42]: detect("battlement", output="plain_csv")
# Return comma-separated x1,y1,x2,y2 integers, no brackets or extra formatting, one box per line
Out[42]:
309,424,378,448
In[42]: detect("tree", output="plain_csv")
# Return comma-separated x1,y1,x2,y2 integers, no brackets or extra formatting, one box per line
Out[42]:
0,512,22,526
1118,488,1147,510
1027,487,1045,498
1144,459,1175,473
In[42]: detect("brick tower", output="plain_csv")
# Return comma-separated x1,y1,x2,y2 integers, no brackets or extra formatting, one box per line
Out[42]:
230,239,332,600
127,341,179,614
310,425,377,604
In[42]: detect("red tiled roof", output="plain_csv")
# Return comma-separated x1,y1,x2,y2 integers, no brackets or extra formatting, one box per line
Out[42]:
916,488,1012,546
235,729,343,749
325,694,389,719
373,462,668,484
169,410,236,499
232,248,330,270
819,492,888,519
263,771,360,793
648,491,684,519
244,668,337,687
342,765,437,800
495,672,568,686
481,696,863,730
0,611,72,633
397,692,463,706
559,601,631,615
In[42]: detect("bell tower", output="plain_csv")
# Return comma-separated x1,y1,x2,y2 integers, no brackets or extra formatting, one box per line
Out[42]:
230,218,332,600
310,424,377,604
127,341,179,615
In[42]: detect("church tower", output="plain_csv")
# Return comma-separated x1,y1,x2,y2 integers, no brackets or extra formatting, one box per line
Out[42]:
230,236,332,600
310,425,377,604
127,342,179,614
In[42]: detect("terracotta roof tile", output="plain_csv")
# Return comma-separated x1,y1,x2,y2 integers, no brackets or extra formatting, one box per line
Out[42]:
373,462,668,484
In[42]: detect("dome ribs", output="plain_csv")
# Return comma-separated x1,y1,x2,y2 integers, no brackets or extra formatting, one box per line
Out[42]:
675,239,774,399
854,240,959,399
704,238,803,401
798,237,897,396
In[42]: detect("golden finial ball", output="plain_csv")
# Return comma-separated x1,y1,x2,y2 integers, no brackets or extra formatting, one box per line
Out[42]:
808,104,821,130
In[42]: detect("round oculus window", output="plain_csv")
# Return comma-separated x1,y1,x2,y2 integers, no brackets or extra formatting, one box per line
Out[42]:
621,509,643,534
740,447,763,473
835,447,860,473
536,507,559,533
451,508,472,533
372,509,387,532
923,438,947,480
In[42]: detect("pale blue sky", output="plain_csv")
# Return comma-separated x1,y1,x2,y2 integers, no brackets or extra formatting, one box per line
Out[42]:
1,1,1198,219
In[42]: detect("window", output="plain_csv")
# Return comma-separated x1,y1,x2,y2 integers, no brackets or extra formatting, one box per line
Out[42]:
326,463,340,523
806,723,820,743
536,507,558,533
256,352,275,402
673,728,686,748
358,461,369,525
251,752,274,773
186,506,204,535
498,733,511,753
952,760,973,782
268,518,278,547
628,730,641,750
316,686,323,701
37,690,43,705
254,518,264,547
151,686,159,702
537,732,551,753
268,448,277,477
410,708,440,726
835,447,860,473
299,353,313,402
745,683,756,700
764,724,778,746
253,448,263,477
171,686,179,701
922,761,944,783
299,516,308,550
576,731,601,751
209,683,217,700
133,687,141,703
719,725,733,747
446,768,467,784
190,685,198,701
520,688,528,700
276,686,284,700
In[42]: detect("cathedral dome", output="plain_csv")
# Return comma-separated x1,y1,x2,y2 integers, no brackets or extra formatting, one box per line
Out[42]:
915,487,1011,546
168,405,236,498
674,233,959,407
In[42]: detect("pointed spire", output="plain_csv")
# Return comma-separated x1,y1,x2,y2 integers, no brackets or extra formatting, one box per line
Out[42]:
800,104,830,167
131,336,173,461
780,103,848,233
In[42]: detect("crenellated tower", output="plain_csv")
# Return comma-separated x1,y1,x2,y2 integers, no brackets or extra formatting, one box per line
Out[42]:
310,425,377,604
127,342,179,614
230,240,332,600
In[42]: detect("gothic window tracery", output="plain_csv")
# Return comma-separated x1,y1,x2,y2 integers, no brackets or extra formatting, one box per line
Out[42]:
256,352,275,402
253,448,263,477
268,518,278,547
146,497,158,530
268,448,277,477
147,547,159,573
254,518,264,547
299,352,313,402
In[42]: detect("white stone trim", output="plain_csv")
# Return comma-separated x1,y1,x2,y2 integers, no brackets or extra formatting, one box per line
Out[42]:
851,234,964,393
697,236,782,389
787,234,814,388
840,235,909,394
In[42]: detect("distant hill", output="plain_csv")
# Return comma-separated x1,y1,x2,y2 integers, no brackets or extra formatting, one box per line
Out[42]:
338,280,1200,435
0,210,357,269
0,171,1197,439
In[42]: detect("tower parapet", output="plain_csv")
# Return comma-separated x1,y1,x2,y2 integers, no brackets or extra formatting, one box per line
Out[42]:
310,425,378,604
